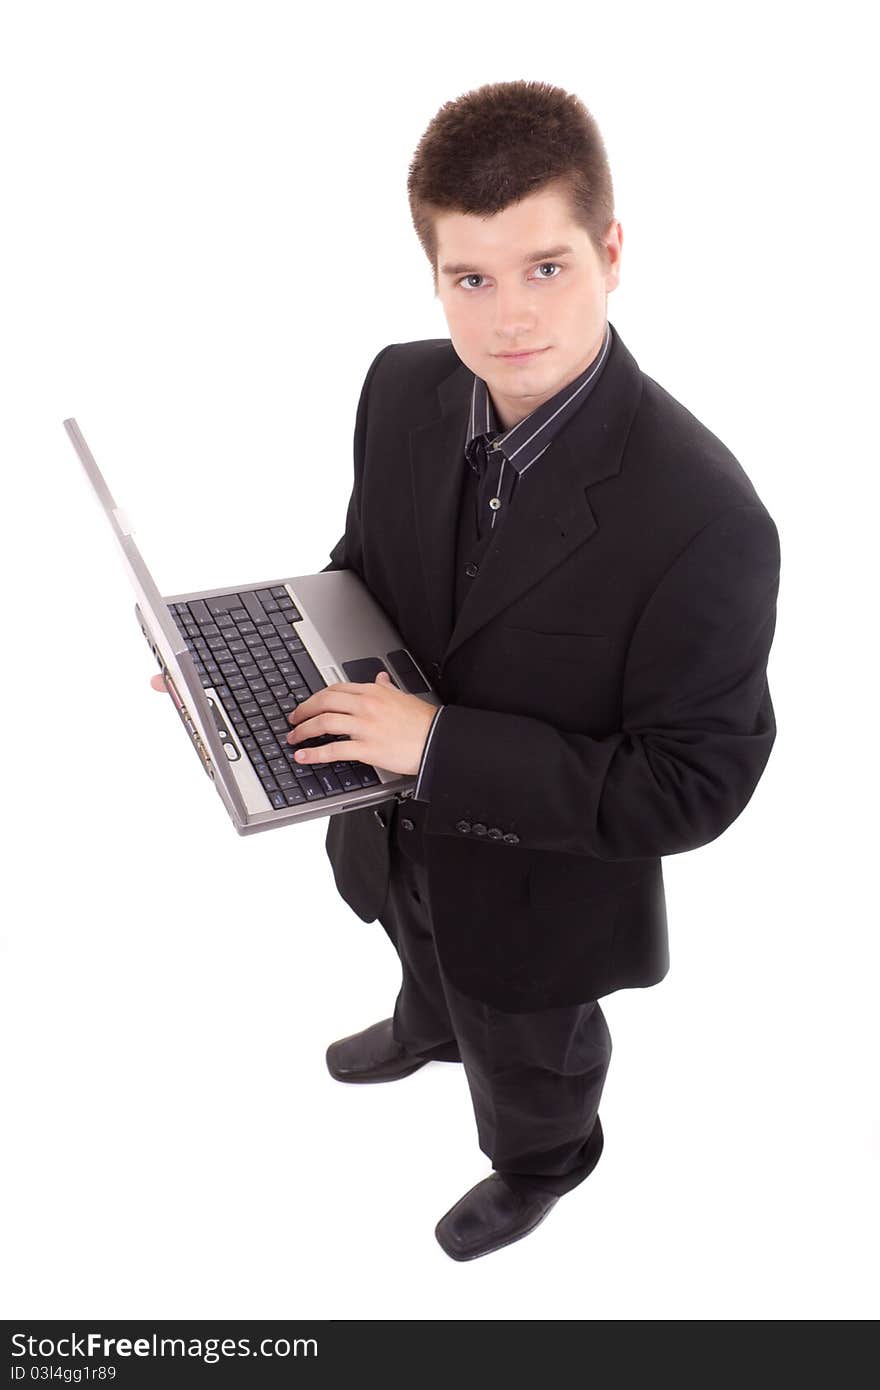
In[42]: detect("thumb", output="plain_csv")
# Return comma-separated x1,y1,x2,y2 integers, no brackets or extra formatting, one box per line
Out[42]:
376,670,392,683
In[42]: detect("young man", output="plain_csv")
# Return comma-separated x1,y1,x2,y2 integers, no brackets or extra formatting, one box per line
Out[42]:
292,81,781,1260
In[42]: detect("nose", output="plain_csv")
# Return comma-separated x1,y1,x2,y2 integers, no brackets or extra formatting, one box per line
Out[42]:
492,284,537,345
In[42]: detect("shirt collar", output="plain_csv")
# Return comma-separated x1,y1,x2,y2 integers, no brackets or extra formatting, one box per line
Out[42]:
465,320,613,476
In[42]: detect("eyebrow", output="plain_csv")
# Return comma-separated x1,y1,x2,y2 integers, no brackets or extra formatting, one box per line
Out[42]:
439,243,576,277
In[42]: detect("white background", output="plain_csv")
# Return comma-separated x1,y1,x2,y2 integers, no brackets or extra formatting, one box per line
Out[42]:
2,0,877,1321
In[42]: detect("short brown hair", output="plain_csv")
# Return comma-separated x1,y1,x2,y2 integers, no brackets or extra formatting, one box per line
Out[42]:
407,79,615,294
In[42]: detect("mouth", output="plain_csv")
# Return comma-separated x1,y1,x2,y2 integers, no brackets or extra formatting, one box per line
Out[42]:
494,347,550,362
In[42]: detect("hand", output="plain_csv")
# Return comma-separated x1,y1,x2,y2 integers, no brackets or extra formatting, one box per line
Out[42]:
150,670,434,776
287,670,435,775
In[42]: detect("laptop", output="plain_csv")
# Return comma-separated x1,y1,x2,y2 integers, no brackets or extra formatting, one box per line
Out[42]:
62,417,439,835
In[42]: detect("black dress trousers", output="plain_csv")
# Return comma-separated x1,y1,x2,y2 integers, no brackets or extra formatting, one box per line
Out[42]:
379,795,612,1197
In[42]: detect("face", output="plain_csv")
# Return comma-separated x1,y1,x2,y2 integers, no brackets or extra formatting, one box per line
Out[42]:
434,183,622,430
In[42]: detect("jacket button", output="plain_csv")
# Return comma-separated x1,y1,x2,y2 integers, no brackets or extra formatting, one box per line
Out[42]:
373,808,387,829
430,661,442,678
487,826,503,839
503,832,520,845
400,817,414,831
456,819,471,833
472,823,487,836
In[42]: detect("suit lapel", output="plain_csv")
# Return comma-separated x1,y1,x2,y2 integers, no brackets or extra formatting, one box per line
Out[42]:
408,322,644,666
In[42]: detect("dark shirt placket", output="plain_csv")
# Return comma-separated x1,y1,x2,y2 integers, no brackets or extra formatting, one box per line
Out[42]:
412,322,613,803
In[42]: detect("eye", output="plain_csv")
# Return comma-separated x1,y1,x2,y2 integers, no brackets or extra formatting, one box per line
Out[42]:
455,263,564,291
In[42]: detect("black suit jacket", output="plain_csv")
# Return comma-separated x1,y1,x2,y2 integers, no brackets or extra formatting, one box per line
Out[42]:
321,323,781,1011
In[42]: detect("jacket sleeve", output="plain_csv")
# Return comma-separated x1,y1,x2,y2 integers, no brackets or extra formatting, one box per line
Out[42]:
410,704,446,803
421,503,782,860
320,343,395,575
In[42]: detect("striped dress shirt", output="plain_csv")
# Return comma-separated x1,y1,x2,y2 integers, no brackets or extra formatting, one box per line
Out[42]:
412,319,613,803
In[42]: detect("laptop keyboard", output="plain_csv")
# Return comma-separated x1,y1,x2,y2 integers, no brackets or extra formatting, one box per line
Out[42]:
167,585,381,810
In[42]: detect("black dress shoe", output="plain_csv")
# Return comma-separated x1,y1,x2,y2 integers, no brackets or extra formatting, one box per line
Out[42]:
325,1018,435,1083
434,1174,561,1261
435,1116,604,1261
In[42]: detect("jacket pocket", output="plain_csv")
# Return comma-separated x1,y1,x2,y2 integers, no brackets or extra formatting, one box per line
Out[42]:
528,851,647,909
500,624,612,656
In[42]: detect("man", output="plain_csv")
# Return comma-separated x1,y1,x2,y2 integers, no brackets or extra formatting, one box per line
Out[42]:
155,81,781,1261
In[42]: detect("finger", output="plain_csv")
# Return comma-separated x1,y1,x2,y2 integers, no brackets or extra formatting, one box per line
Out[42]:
287,688,365,725
150,674,167,692
291,736,368,765
286,711,356,746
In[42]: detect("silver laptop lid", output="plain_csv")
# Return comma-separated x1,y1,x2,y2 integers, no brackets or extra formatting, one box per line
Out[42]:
62,417,248,824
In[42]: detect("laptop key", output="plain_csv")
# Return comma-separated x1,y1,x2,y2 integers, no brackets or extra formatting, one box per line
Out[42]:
315,767,343,796
293,648,326,696
206,594,242,616
186,599,209,624
299,775,324,800
241,591,268,626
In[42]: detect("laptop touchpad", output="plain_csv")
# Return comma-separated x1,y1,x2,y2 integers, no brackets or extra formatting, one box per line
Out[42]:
342,656,396,686
341,652,428,694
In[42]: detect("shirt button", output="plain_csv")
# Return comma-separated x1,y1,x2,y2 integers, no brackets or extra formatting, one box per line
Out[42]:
489,498,501,510
465,562,478,577
400,817,414,831
471,823,487,836
487,826,503,839
456,819,472,833
430,661,441,678
503,832,520,845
